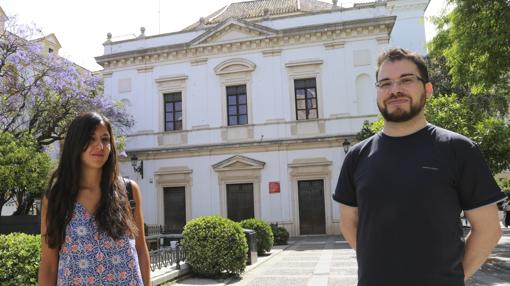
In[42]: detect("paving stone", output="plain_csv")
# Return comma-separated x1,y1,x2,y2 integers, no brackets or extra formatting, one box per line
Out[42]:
328,276,358,286
246,277,308,286
263,267,315,276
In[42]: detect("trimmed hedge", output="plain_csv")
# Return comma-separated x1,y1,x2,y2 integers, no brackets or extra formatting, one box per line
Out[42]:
182,215,247,277
270,223,289,245
0,233,40,285
239,218,273,255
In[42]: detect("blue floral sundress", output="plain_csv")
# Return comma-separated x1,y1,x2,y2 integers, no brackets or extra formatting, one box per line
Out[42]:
57,202,143,285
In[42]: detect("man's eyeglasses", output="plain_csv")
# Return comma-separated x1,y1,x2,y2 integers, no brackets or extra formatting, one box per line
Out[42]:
375,75,425,91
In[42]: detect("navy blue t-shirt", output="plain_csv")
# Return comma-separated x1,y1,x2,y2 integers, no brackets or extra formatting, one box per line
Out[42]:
333,124,505,286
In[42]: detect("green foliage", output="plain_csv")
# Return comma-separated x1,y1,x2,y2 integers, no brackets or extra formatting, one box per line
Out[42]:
429,0,510,92
497,177,510,192
182,216,247,277
355,95,510,174
0,132,52,213
270,223,289,245
356,117,385,142
239,218,274,255
0,233,40,285
356,120,375,141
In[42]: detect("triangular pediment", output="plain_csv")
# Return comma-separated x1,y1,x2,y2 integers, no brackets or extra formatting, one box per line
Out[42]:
190,18,278,46
213,155,265,171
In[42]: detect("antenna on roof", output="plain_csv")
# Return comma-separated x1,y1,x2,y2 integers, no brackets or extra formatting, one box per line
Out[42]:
158,0,161,34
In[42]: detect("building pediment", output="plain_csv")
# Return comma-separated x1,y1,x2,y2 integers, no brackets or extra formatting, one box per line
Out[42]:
190,18,278,46
214,58,256,75
213,155,265,171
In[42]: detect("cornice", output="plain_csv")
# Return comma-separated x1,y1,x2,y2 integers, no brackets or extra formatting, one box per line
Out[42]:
155,74,189,83
262,49,282,57
285,59,323,68
386,0,429,12
324,40,345,50
96,16,396,71
122,134,357,161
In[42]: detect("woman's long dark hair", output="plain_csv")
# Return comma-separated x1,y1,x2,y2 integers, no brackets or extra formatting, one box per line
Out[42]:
45,112,137,249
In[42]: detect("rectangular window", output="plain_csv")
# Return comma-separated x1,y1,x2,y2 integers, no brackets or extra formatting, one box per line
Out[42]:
226,85,248,126
226,183,254,222
164,92,182,131
294,78,318,120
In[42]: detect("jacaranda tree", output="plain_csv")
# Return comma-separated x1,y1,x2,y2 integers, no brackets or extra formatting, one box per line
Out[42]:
0,16,133,214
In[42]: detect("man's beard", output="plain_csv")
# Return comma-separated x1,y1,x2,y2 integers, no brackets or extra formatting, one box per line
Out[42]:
377,91,426,122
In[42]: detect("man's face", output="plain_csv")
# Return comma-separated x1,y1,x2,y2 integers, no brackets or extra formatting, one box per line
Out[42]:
376,59,432,122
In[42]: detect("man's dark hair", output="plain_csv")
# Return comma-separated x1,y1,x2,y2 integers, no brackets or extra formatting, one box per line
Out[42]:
376,48,429,83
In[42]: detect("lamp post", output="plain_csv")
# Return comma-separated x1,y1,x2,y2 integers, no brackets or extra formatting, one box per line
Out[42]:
131,154,144,179
342,139,351,154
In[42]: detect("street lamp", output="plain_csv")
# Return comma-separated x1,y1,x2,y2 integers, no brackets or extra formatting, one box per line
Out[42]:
131,154,144,179
342,139,351,154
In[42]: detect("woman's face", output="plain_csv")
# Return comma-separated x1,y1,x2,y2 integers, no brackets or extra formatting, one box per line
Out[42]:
81,122,112,171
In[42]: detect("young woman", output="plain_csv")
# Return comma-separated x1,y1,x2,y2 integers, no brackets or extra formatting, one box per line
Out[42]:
38,112,151,285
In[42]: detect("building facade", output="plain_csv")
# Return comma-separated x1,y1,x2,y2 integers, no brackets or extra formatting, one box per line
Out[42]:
96,0,430,236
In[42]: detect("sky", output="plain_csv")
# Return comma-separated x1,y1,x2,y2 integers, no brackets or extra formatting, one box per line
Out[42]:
1,0,447,72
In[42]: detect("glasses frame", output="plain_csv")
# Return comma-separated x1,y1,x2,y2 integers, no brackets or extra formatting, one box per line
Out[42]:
375,74,426,91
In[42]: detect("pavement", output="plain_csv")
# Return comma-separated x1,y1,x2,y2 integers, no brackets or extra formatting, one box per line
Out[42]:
168,227,510,286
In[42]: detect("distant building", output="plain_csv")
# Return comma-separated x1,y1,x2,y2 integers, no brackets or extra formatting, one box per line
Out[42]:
96,0,430,236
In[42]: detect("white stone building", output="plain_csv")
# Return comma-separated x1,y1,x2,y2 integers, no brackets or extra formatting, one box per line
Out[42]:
96,0,430,236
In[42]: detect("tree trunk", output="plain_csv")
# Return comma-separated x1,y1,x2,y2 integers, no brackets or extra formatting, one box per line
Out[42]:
13,193,34,215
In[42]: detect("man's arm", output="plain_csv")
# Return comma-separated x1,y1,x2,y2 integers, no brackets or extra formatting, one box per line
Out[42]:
339,203,358,251
463,203,502,280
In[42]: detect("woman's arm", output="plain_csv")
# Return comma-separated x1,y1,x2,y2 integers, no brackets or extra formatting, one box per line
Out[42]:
38,197,59,286
131,180,152,286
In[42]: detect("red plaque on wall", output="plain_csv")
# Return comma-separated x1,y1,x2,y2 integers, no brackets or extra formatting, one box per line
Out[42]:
269,182,280,193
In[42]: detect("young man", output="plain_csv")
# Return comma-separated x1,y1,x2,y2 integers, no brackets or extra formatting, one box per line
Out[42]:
333,48,505,286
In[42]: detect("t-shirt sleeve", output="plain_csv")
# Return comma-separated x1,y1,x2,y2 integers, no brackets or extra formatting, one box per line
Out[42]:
455,140,506,210
332,149,358,206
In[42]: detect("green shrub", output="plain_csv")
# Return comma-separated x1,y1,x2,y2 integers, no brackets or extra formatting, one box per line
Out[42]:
0,233,40,285
239,218,274,255
182,215,247,277
270,223,289,245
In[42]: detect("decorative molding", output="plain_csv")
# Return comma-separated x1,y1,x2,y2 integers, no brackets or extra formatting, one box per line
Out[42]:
214,58,256,75
262,49,282,57
376,35,390,44
212,154,265,171
154,166,193,184
156,75,188,133
290,120,326,136
122,134,359,161
157,132,188,146
288,157,332,169
190,58,208,66
324,41,345,50
213,154,265,219
191,124,210,129
285,59,323,68
137,66,154,73
102,72,113,78
154,166,193,227
189,18,278,46
97,17,396,70
155,75,189,84
221,125,255,141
